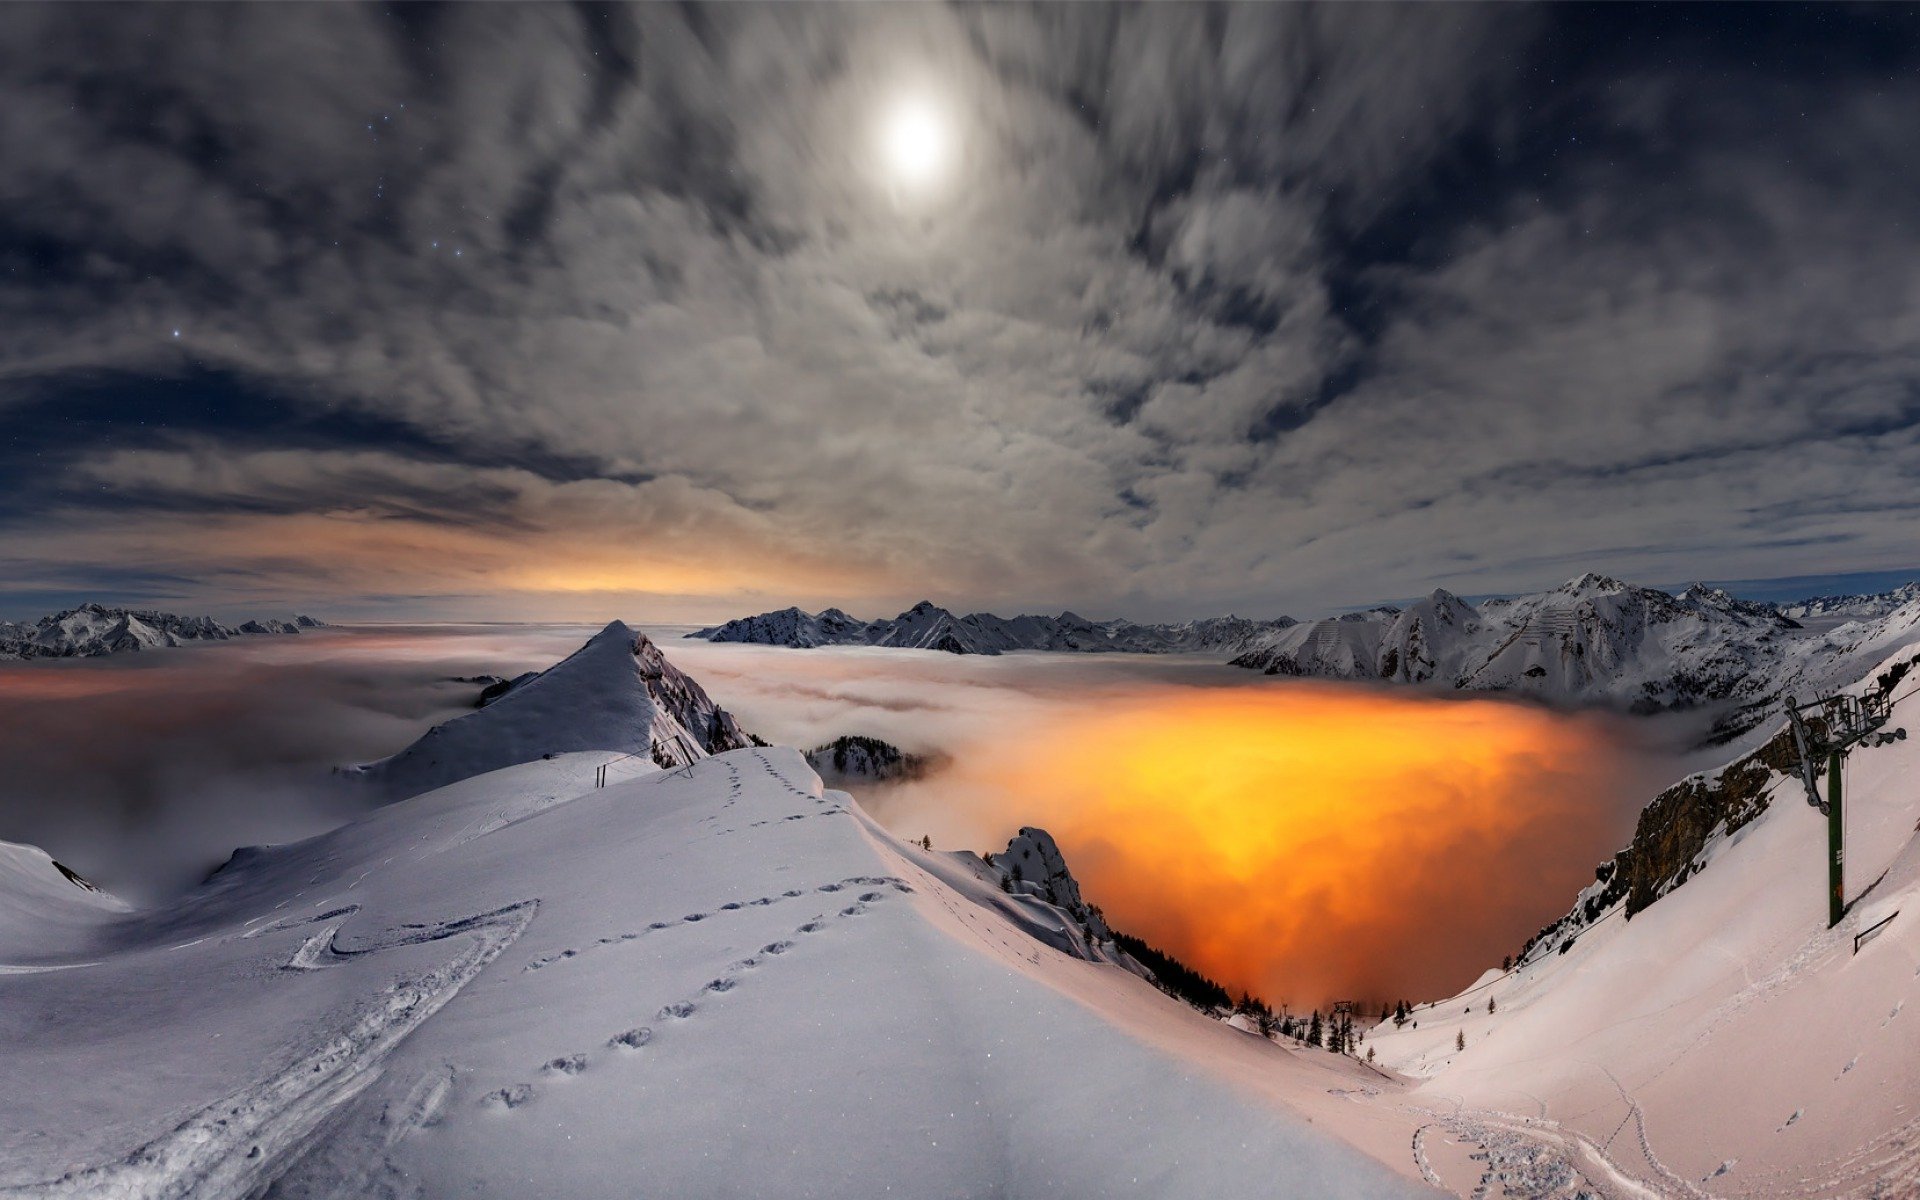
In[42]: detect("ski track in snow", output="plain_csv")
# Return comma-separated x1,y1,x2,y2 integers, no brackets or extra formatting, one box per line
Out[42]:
1409,1104,1673,1200
0,900,538,1200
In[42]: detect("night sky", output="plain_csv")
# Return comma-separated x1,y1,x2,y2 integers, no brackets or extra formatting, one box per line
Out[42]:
3,3,1919,622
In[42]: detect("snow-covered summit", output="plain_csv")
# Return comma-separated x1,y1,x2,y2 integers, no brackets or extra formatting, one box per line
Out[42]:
0,603,324,660
346,620,753,799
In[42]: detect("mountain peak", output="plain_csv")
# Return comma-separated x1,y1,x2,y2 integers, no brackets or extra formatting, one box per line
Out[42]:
349,620,752,799
1564,571,1628,593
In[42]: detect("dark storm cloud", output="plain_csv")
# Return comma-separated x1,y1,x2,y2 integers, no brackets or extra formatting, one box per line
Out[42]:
2,3,1919,619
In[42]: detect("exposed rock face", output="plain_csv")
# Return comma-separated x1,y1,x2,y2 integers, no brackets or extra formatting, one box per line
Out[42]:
989,827,1111,943
805,735,942,785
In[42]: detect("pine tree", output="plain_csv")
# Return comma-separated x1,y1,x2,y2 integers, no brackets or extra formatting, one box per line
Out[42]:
1456,1029,1466,1052
1308,1010,1324,1048
1488,996,1497,1014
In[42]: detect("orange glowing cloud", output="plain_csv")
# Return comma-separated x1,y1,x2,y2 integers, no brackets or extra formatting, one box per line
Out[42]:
890,683,1650,1008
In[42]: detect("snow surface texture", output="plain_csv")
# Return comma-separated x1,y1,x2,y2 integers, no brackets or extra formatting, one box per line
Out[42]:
0,626,1435,1199
690,599,1295,655
0,603,321,660
344,620,752,800
1369,641,1920,1198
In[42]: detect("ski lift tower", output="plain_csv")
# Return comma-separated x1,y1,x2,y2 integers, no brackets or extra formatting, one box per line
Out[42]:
1784,690,1906,927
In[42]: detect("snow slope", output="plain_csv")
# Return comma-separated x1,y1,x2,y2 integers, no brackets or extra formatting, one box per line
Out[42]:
0,629,1439,1199
345,620,752,799
1368,645,1920,1198
0,603,321,660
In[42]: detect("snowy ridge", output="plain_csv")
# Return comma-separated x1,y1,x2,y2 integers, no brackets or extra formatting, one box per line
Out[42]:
0,626,1434,1199
0,604,321,661
690,600,1294,656
345,620,752,800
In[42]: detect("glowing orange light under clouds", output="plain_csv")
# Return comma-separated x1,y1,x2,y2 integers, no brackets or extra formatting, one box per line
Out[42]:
888,684,1651,1008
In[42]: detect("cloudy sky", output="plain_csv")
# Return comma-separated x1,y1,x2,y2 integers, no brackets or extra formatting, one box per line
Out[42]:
3,3,1918,623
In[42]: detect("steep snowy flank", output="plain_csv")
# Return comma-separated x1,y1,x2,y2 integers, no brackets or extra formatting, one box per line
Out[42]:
0,637,1434,1198
1233,573,1920,734
1369,642,1920,1197
691,600,1294,656
0,603,323,660
346,620,753,800
0,839,128,960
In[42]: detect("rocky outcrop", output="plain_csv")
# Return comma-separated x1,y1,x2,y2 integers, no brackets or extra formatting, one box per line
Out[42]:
805,735,943,785
988,827,1112,943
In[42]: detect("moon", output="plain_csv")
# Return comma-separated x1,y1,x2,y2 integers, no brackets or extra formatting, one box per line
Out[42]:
879,95,951,191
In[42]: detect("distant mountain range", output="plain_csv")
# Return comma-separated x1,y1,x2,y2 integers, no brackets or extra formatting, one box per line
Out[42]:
0,603,324,660
691,601,1295,657
689,575,1920,735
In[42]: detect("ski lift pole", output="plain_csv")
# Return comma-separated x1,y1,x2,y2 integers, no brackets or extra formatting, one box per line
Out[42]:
1785,690,1906,930
1827,748,1844,929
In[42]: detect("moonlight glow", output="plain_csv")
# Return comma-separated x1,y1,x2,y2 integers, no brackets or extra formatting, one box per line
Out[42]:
879,96,951,191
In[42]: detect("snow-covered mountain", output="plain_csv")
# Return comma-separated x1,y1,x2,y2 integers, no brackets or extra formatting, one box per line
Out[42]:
346,620,753,800
690,600,1295,656
0,625,1434,1199
1368,640,1920,1196
1779,581,1920,624
1232,573,1920,734
0,603,323,660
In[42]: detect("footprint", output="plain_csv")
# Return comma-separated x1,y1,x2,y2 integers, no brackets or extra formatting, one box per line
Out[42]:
840,904,867,917
543,1053,587,1076
706,977,737,993
683,913,708,923
609,1027,653,1050
481,1083,536,1110
658,1001,697,1020
720,902,743,911
762,940,794,955
649,921,671,930
860,892,884,902
783,889,804,898
797,920,825,934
